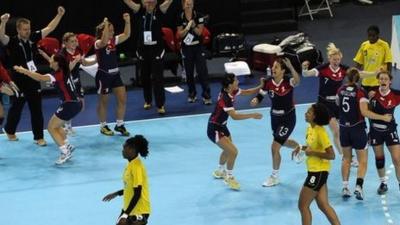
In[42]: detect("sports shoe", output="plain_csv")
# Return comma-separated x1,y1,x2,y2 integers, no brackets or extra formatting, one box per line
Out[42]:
224,176,240,190
3,128,18,141
100,125,114,136
351,157,359,168
262,176,279,187
35,139,47,146
66,143,75,153
203,98,212,105
114,125,130,136
354,185,364,200
55,151,72,165
377,182,388,195
342,187,351,198
158,106,166,115
187,96,197,103
143,103,152,110
212,169,226,179
64,126,76,136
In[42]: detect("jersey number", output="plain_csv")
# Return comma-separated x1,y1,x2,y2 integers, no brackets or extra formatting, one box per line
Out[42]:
309,176,316,184
66,78,77,92
342,96,350,112
278,126,289,137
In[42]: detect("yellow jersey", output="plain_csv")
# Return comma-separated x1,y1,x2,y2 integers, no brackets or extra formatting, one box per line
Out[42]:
353,39,392,86
305,125,332,172
123,157,151,215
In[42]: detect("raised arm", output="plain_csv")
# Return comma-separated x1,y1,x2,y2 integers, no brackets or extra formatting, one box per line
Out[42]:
283,58,300,86
116,13,131,44
0,13,10,45
96,18,111,49
301,61,318,77
241,78,265,96
123,0,141,13
41,6,65,38
13,66,51,82
160,0,173,13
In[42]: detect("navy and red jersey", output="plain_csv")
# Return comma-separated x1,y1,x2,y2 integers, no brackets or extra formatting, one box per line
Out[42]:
208,89,241,125
0,61,11,83
369,88,400,130
260,76,295,116
46,70,80,102
60,47,83,78
337,84,368,127
95,37,119,74
59,48,84,97
312,63,348,102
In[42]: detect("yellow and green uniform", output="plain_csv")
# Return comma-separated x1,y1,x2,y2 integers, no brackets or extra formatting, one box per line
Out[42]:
353,39,392,87
123,157,151,215
305,125,332,172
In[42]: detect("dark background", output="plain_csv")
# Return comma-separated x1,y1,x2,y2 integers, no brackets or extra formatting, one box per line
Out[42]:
0,0,242,55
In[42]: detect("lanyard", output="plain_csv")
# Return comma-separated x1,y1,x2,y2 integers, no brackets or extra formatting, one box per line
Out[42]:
143,10,155,31
18,38,34,62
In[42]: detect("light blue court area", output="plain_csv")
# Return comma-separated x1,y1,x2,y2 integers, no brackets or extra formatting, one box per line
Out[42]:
1,104,400,225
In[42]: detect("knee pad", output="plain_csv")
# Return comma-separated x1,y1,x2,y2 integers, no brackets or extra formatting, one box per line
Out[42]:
375,157,385,169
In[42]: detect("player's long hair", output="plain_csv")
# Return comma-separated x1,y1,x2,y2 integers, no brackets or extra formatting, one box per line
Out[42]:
221,73,236,90
346,67,360,84
326,43,342,59
311,103,330,126
125,135,149,158
376,71,392,80
53,53,70,78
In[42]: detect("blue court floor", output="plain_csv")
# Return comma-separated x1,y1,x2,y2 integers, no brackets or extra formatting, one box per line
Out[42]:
1,104,399,225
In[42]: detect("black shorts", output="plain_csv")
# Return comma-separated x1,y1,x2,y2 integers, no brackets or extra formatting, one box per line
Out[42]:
119,211,150,225
271,109,296,145
55,101,82,121
340,123,368,150
318,97,338,119
207,123,230,143
95,70,124,95
304,171,329,192
369,125,400,146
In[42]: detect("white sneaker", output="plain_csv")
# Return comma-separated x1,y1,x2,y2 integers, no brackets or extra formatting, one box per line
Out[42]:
262,176,279,187
342,187,352,198
55,151,72,165
351,158,359,168
66,144,75,153
354,185,364,200
224,176,240,190
212,169,226,179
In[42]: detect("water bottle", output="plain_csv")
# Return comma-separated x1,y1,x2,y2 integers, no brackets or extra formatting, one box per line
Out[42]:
266,66,272,77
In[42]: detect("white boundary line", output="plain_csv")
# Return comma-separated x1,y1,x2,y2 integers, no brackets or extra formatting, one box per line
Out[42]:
0,103,312,136
381,164,397,225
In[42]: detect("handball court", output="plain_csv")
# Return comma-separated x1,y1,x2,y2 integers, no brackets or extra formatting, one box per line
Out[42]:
1,102,400,225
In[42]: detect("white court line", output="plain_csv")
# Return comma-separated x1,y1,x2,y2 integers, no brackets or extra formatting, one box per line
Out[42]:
380,163,397,225
0,103,313,136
